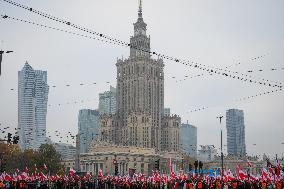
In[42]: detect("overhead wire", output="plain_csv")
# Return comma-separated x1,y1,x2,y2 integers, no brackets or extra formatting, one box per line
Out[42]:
187,87,282,113
0,14,281,89
174,54,282,86
0,1,283,133
0,0,282,89
174,53,269,83
0,14,283,113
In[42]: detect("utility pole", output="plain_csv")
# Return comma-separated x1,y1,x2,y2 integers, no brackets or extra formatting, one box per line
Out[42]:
217,116,224,187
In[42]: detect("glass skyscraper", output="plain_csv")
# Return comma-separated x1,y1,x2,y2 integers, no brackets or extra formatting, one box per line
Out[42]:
78,109,100,153
180,122,197,158
226,109,246,156
98,86,116,115
18,62,49,150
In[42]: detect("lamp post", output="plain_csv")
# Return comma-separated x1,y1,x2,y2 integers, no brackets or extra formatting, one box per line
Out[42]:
0,152,4,173
217,116,224,187
0,49,13,76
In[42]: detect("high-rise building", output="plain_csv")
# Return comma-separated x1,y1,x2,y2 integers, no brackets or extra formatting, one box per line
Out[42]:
18,62,49,150
53,142,76,160
226,109,246,156
100,0,180,152
164,108,171,116
98,86,116,115
78,109,100,153
180,122,197,158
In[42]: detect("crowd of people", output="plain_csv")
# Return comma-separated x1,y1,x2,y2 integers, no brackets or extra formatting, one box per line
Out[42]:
0,166,284,189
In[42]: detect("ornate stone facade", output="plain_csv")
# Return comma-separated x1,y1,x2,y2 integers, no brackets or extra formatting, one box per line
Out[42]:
161,115,181,152
80,141,159,175
100,0,180,153
80,141,183,175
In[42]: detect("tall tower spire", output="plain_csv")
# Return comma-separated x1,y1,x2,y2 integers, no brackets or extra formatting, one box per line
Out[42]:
138,0,142,18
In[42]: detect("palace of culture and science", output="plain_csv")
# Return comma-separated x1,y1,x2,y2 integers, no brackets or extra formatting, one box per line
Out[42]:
100,0,181,152
77,1,182,174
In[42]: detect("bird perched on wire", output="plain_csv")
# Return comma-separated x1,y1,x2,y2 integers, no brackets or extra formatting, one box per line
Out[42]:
0,50,13,76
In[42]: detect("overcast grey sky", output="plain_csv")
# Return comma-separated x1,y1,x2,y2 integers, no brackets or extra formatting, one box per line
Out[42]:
0,0,283,158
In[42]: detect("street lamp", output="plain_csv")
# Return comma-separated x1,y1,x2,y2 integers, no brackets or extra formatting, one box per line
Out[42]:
216,115,224,187
0,49,13,76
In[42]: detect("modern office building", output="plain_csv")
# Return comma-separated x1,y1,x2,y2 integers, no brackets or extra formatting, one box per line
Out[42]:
53,142,76,160
164,108,171,116
98,86,116,115
78,109,100,153
180,122,197,158
226,109,246,156
18,62,49,150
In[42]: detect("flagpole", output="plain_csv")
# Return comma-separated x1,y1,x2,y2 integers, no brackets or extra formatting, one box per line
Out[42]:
217,116,224,188
221,129,224,184
48,170,50,188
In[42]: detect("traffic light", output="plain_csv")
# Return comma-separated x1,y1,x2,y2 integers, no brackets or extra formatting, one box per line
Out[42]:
155,159,160,170
13,136,19,144
7,133,12,144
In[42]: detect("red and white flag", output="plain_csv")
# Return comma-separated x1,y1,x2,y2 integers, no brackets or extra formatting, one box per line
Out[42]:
33,164,37,173
262,168,269,179
24,167,29,174
43,163,48,170
268,166,274,174
69,168,76,176
247,161,253,167
238,169,248,181
98,168,103,180
225,169,235,181
168,157,172,172
4,174,13,182
20,172,28,181
39,172,47,181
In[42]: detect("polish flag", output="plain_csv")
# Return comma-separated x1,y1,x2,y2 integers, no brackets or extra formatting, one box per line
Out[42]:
275,159,281,176
39,172,47,181
43,163,48,170
33,164,37,173
262,168,269,179
49,175,54,181
249,174,257,182
4,174,13,182
24,167,29,174
247,161,253,167
170,171,176,181
169,158,172,172
55,174,61,181
238,170,248,181
236,164,242,171
226,170,235,181
20,172,28,180
69,168,76,176
268,167,274,174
